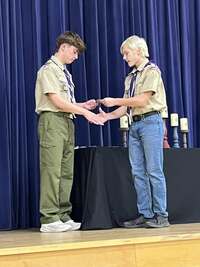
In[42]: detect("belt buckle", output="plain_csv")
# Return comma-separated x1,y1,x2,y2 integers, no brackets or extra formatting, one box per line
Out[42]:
133,115,142,122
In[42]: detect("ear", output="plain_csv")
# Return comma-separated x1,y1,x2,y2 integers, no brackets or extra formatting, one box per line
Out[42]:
60,43,66,51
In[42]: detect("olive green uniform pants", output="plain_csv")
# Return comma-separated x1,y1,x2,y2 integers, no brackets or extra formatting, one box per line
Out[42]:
38,112,74,224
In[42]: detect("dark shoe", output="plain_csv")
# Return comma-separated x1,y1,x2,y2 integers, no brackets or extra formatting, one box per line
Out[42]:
122,215,151,228
145,215,170,228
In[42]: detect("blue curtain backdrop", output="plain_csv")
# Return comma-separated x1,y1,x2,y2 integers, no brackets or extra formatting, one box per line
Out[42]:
0,0,200,229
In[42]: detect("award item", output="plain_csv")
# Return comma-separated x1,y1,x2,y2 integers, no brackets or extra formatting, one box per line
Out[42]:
96,99,102,105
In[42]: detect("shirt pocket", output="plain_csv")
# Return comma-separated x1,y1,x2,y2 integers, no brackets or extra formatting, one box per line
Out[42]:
58,76,68,92
58,75,75,94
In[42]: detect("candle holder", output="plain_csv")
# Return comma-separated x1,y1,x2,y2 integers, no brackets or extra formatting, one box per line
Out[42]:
180,118,189,148
170,113,180,148
182,132,188,148
172,126,180,148
119,128,129,147
119,115,129,147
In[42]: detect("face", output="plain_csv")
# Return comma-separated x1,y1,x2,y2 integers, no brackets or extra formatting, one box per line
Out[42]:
60,44,79,64
122,46,142,68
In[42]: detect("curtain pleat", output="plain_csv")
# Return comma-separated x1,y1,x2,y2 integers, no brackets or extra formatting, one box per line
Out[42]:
0,0,200,229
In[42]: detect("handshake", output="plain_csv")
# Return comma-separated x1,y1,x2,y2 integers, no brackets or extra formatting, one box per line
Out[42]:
82,97,116,125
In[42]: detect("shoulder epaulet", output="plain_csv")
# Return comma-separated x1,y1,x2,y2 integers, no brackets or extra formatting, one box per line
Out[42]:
41,59,54,70
147,62,157,68
145,63,161,73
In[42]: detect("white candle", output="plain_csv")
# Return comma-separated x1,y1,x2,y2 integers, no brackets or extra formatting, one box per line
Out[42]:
180,118,189,132
120,115,129,129
161,108,168,119
170,113,179,126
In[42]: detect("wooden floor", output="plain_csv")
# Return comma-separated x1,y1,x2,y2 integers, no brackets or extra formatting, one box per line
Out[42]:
1,223,200,267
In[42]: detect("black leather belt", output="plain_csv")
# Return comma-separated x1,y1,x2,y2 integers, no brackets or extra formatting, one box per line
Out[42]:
132,111,160,122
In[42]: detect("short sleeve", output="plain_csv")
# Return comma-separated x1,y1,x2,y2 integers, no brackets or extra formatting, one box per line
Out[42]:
141,68,160,94
39,67,60,95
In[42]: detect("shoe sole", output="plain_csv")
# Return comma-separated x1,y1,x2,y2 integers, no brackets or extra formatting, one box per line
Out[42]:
70,226,81,231
64,222,81,231
40,230,70,233
122,223,147,229
145,223,170,228
40,226,71,233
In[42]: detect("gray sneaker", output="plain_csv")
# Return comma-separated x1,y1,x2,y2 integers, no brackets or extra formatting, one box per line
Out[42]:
122,215,154,228
145,215,170,228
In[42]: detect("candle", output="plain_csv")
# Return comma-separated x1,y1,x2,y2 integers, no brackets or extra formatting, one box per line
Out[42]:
180,118,189,132
161,108,168,119
120,115,129,129
170,113,179,127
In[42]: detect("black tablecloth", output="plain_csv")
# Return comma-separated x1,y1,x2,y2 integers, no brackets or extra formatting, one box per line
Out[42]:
71,147,200,230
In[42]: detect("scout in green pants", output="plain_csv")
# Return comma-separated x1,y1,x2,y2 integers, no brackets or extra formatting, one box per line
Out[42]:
35,31,104,232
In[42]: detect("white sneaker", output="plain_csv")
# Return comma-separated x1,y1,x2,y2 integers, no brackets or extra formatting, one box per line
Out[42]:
64,220,81,230
40,220,71,233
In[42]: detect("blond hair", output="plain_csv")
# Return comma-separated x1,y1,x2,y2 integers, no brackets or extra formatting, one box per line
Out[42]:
120,35,149,58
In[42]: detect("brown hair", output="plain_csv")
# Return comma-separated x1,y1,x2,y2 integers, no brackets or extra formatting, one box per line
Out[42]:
56,31,86,54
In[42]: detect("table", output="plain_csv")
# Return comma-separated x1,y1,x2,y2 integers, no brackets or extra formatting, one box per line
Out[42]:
71,147,200,230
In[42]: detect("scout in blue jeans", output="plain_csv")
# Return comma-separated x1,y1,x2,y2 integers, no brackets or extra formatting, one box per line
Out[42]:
98,35,169,228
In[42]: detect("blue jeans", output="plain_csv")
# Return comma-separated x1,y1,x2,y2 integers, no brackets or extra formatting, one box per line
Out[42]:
128,114,168,218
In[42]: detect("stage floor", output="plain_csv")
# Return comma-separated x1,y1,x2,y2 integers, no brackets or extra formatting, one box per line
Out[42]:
1,223,200,267
1,223,200,256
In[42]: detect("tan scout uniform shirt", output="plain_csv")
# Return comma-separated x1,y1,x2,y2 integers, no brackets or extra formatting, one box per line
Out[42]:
124,58,168,117
35,55,75,116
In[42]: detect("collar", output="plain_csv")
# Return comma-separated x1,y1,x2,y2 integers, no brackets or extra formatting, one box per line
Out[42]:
129,58,149,75
51,55,65,71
